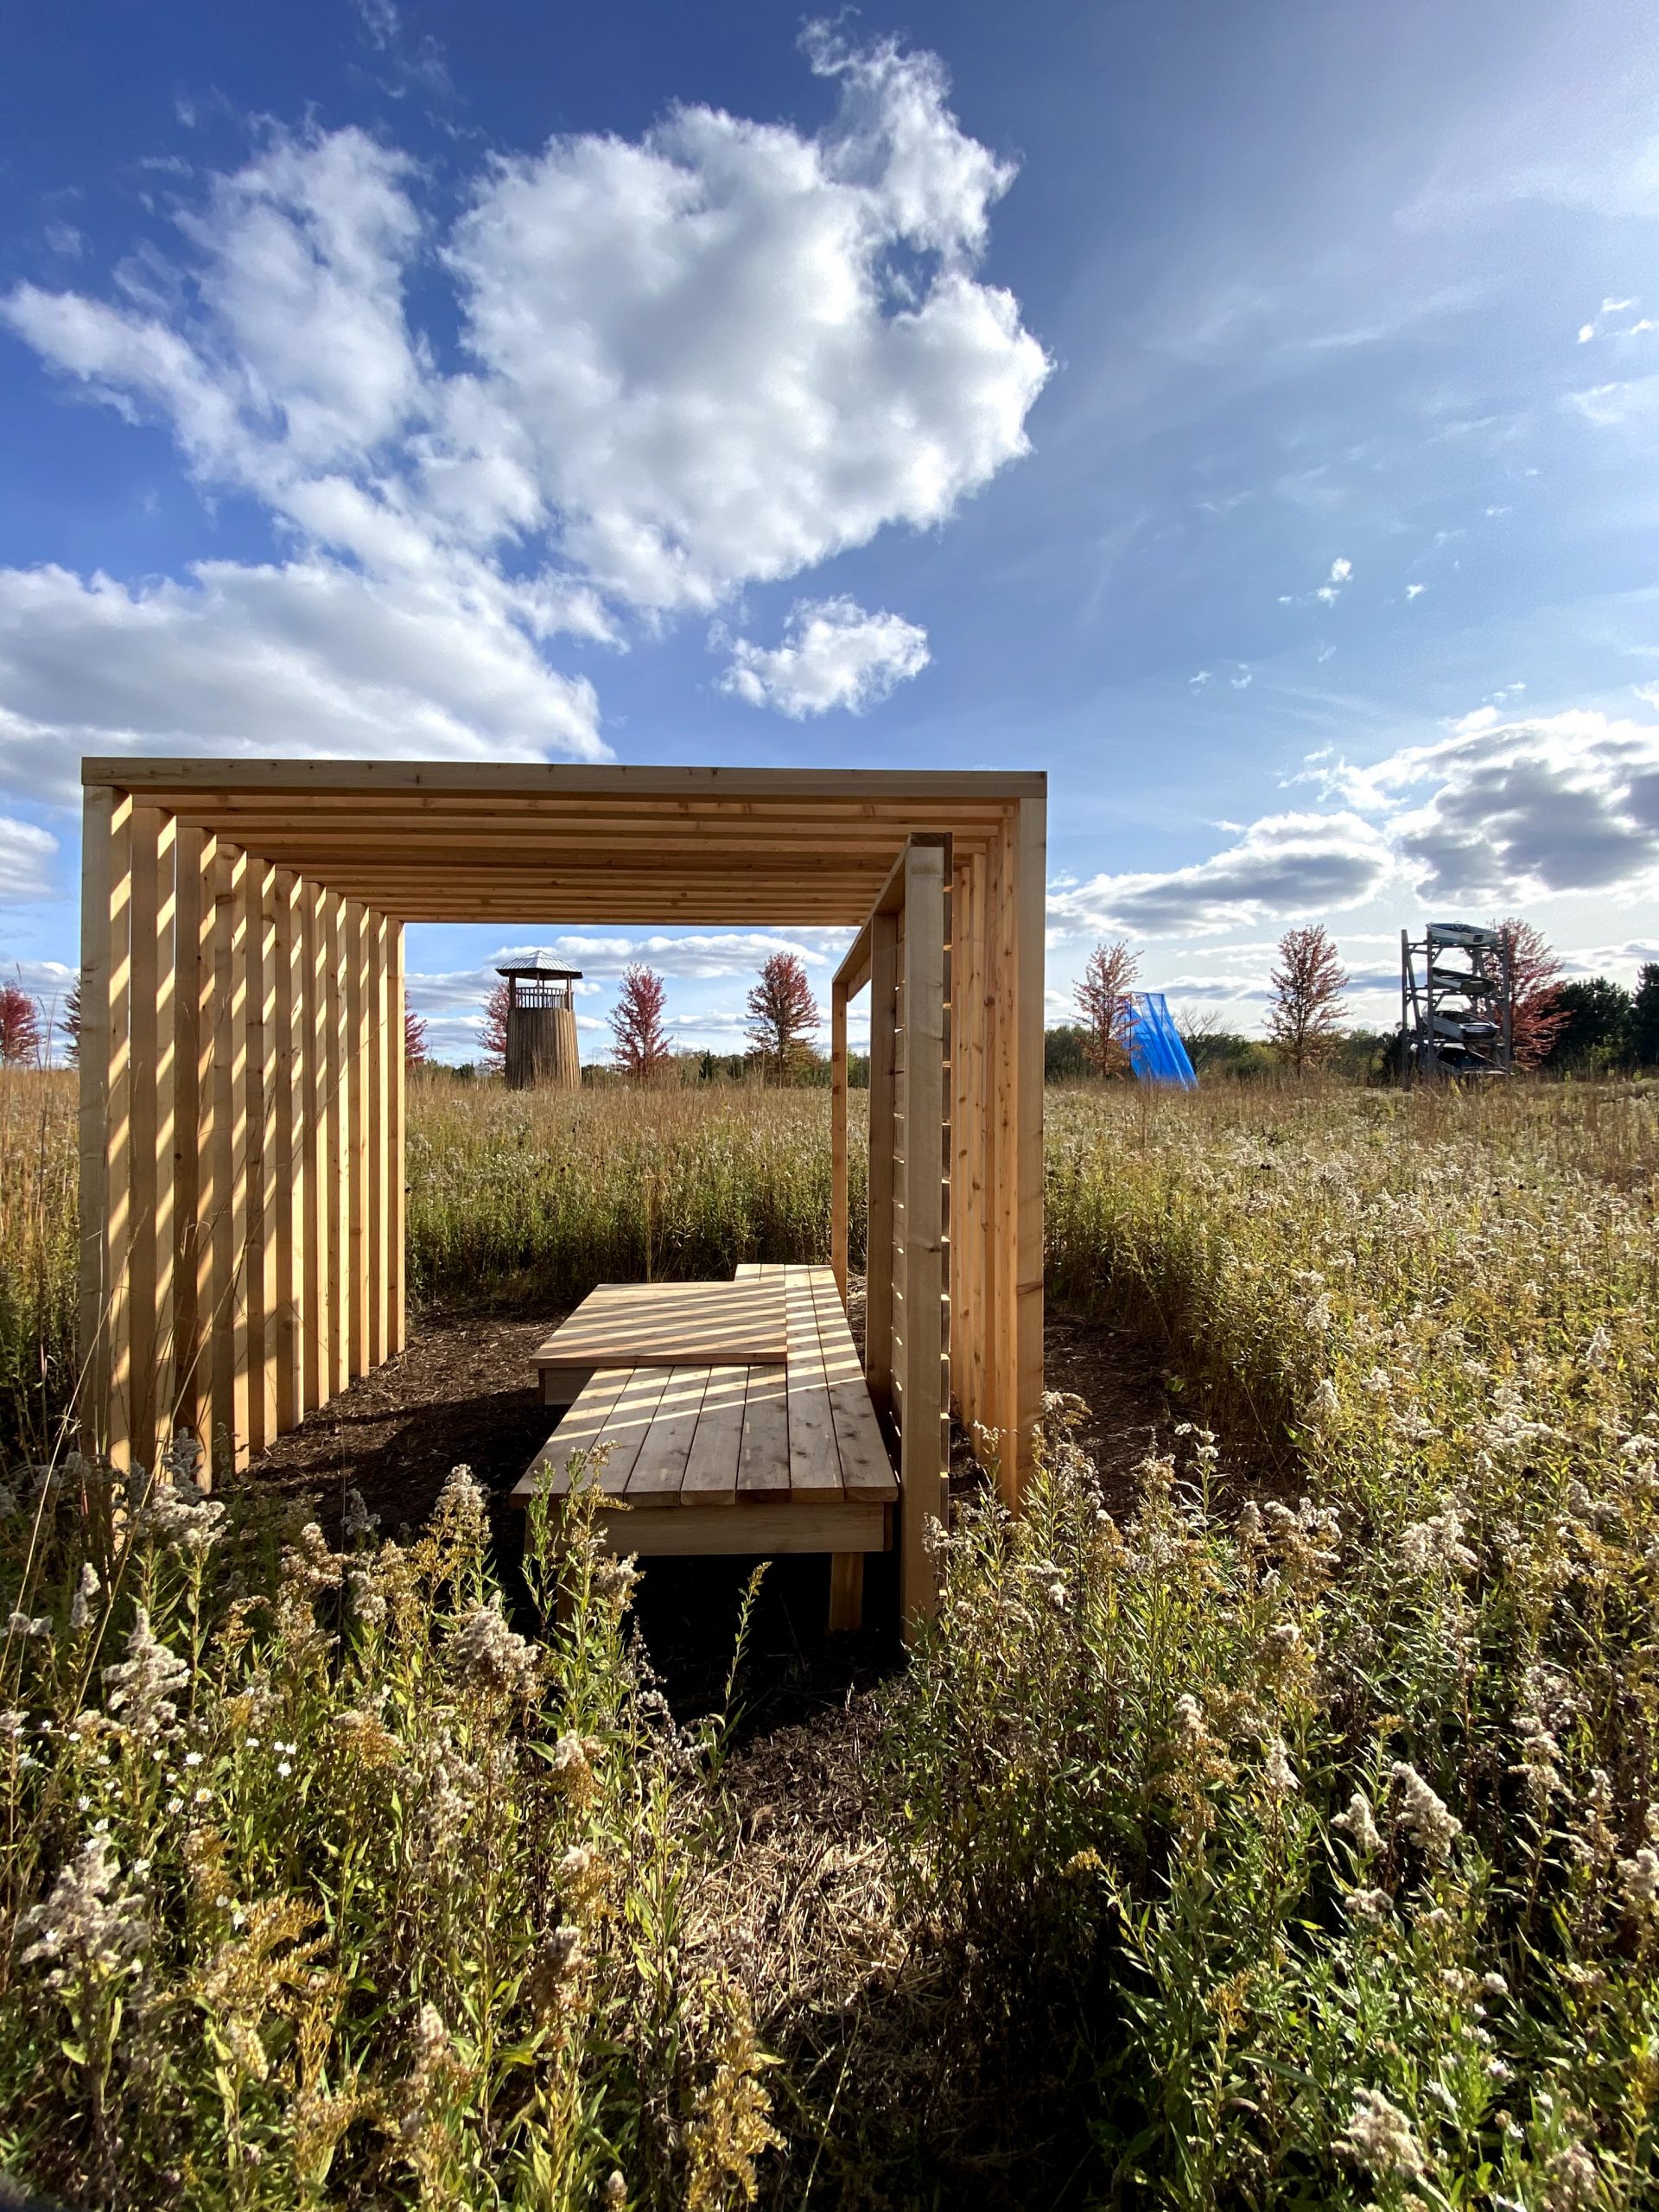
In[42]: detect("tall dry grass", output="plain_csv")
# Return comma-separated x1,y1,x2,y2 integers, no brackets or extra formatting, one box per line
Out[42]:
0,1067,79,1460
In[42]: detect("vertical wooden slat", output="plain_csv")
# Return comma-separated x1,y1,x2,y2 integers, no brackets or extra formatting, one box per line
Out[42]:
389,921,407,1357
169,825,209,1439
864,908,899,1418
272,870,302,1431
126,806,175,1475
347,900,370,1380
327,893,351,1400
242,858,279,1453
899,838,946,1638
302,880,328,1413
1012,791,1046,1503
77,788,116,1452
188,835,219,1464
211,845,250,1471
104,798,135,1471
988,811,1017,1496
830,976,849,1304
367,910,389,1370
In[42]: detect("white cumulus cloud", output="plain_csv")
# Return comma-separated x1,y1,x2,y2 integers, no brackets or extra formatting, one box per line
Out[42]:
0,561,601,802
0,815,58,901
0,29,1046,777
718,598,929,717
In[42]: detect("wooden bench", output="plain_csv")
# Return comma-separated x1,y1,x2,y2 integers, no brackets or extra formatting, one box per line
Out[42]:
512,1266,897,1628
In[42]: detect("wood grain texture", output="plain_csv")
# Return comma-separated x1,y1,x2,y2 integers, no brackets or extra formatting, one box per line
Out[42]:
535,1280,787,1370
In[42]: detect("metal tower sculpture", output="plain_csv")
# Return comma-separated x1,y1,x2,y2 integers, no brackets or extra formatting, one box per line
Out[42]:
1401,921,1512,1083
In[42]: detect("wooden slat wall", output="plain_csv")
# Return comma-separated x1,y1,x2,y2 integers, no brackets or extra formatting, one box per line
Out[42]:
77,788,401,1477
78,764,1040,1513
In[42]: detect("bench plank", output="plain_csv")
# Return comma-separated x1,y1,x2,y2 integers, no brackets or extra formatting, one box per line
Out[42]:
627,1366,707,1499
737,1364,791,1503
680,1365,747,1503
785,1268,844,1497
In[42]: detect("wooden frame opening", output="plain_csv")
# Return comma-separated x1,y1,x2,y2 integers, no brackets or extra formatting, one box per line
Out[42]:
77,762,1045,1538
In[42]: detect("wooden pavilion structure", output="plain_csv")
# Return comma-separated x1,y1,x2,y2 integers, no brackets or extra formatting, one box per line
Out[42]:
77,760,1046,1598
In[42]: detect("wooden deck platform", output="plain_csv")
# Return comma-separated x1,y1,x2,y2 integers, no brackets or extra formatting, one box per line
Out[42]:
512,1268,897,1609
533,1276,787,1404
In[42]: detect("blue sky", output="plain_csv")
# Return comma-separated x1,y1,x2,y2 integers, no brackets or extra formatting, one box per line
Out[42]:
3,0,1659,1058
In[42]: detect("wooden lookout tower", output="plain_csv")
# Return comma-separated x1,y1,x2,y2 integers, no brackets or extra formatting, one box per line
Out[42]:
499,953,582,1090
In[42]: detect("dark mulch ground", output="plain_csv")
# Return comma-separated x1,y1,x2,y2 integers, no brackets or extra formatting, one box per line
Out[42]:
238,1291,1179,1727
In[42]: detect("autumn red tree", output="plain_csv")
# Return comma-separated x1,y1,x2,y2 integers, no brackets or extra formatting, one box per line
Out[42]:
1076,939,1140,1077
610,963,673,1079
1496,917,1567,1070
1267,924,1348,1074
479,978,510,1075
404,1007,429,1067
0,983,41,1067
745,951,820,1081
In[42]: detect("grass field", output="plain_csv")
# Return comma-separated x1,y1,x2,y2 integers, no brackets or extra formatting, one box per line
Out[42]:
4,1075,1659,2203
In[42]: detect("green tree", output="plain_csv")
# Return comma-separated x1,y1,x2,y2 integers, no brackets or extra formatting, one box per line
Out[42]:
1544,978,1634,1071
1630,963,1659,1067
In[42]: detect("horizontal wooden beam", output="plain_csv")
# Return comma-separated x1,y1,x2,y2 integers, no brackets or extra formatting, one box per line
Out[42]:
86,759,1045,803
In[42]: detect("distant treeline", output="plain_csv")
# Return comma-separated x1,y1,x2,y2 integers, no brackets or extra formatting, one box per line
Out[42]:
420,1046,873,1090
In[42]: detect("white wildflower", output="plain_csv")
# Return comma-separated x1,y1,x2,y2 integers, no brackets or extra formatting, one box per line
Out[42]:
1400,1503,1478,1576
6,1611,53,1642
69,1561,101,1631
19,1833,149,1988
1618,1846,1659,1912
104,1608,190,1738
603,2173,626,2209
1332,1790,1382,1857
448,1596,538,1700
1346,1886,1393,1923
1338,2087,1427,2181
1391,1762,1462,1860
341,1487,379,1546
592,1554,639,1607
1264,1737,1299,1796
1544,2143,1600,2209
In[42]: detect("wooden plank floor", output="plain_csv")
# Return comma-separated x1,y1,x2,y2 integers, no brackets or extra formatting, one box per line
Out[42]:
533,1278,786,1372
513,1267,897,1513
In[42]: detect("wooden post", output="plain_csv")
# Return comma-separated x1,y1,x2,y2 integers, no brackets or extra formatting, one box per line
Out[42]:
865,909,899,1419
830,975,849,1304
390,922,406,1356
126,805,175,1476
827,1551,863,1633
899,838,946,1637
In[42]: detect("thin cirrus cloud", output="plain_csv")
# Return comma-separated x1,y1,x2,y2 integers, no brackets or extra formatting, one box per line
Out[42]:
717,598,931,718
0,26,1048,778
1049,708,1659,941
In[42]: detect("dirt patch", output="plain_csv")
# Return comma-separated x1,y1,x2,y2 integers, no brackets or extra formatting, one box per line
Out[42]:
238,1310,561,1540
